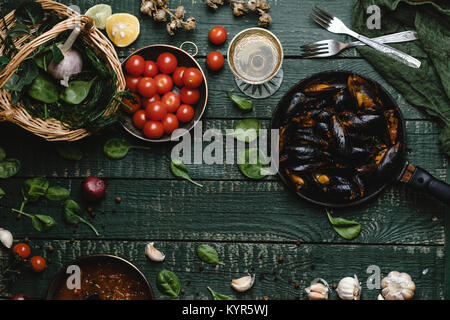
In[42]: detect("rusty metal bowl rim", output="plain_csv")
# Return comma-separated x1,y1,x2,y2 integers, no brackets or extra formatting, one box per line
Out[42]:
270,70,407,209
120,44,208,143
46,254,155,300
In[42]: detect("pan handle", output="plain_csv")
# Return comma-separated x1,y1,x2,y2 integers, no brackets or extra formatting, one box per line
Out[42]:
401,164,450,205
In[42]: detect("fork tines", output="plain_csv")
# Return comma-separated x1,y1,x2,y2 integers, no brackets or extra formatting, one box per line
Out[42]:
310,5,333,29
300,40,329,58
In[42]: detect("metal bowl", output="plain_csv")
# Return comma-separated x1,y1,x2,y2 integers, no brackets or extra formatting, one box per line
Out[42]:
121,44,208,143
46,254,154,300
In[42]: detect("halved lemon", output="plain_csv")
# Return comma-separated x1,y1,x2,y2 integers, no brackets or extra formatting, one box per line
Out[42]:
85,4,112,30
106,13,140,47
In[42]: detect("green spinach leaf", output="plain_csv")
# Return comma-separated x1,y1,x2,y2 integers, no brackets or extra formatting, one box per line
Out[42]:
237,148,270,180
14,1,45,26
228,92,253,112
60,78,96,105
51,44,64,63
207,287,233,300
170,160,203,187
55,143,83,161
0,147,5,161
0,159,21,178
63,200,99,236
0,187,5,200
6,23,30,38
156,270,181,299
197,244,224,265
27,73,59,103
22,178,49,202
11,208,56,232
46,186,70,201
103,138,150,160
327,210,361,240
229,119,261,143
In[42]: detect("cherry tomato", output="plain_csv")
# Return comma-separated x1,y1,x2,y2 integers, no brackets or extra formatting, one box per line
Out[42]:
30,256,46,273
133,110,148,129
176,104,195,123
13,243,31,259
142,94,161,108
209,26,227,45
163,113,179,134
125,55,145,76
161,92,181,113
143,121,164,139
182,68,203,89
154,74,173,95
206,51,225,71
157,52,178,74
146,101,167,121
122,93,141,114
137,77,157,98
180,87,200,105
143,60,159,77
172,67,186,87
125,75,141,93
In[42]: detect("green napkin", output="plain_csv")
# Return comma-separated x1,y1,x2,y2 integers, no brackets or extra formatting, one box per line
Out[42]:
352,0,450,155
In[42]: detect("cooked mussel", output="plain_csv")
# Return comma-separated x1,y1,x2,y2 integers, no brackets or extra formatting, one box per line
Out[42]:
342,113,385,130
284,146,331,162
288,162,329,174
326,176,360,201
304,81,345,96
348,75,381,109
331,115,349,156
375,142,402,177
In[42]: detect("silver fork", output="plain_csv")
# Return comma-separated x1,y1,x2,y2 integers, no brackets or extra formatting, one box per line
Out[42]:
310,6,421,68
301,31,419,58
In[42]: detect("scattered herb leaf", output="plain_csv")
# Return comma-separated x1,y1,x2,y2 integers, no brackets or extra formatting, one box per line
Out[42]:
46,186,70,201
51,44,64,63
0,159,21,179
229,119,261,143
228,92,253,112
170,160,203,187
22,178,49,202
11,209,56,232
0,187,5,200
237,148,270,180
60,78,97,105
207,287,233,300
156,270,181,299
27,73,59,103
326,210,361,240
197,244,224,265
103,138,150,160
63,200,99,236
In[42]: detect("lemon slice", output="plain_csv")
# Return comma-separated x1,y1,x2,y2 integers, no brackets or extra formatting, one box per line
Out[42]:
106,13,140,47
85,4,112,30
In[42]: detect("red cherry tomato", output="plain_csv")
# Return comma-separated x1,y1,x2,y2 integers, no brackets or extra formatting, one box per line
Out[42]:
125,75,141,93
133,110,148,129
143,121,164,139
163,113,179,134
172,67,186,87
154,74,173,95
161,92,181,113
137,77,157,98
125,55,145,76
146,101,167,121
176,104,195,123
209,26,227,45
180,87,200,105
30,256,46,273
157,52,178,74
122,93,141,114
13,243,31,259
143,60,159,78
206,51,225,71
182,68,203,89
142,94,161,108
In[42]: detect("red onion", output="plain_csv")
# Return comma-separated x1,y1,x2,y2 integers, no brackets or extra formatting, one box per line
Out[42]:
11,293,30,300
82,176,107,202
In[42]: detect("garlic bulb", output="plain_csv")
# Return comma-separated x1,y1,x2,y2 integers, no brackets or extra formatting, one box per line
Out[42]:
145,242,165,262
381,271,415,300
377,294,384,300
336,275,361,300
231,274,255,293
305,282,329,300
0,228,13,249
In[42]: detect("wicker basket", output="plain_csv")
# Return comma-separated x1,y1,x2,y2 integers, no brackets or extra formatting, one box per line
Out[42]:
0,0,125,141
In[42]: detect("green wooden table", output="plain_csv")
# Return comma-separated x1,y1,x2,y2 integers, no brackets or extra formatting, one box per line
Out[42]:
1,0,449,300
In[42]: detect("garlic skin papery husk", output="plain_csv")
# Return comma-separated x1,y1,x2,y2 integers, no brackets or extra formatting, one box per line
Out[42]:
336,275,361,300
305,282,329,300
381,271,415,300
377,294,385,300
231,274,255,293
0,228,13,249
145,242,165,262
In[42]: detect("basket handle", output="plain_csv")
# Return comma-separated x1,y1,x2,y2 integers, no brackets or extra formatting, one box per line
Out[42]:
0,109,15,122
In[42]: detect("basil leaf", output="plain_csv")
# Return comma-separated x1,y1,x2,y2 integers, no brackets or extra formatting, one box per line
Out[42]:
46,186,70,201
103,138,150,160
0,147,6,161
197,244,224,265
228,92,253,112
55,143,83,161
170,160,203,187
51,44,64,63
327,211,361,240
207,287,233,300
0,159,21,178
22,178,49,202
63,200,99,236
60,78,96,105
35,214,57,231
14,1,45,25
7,23,30,38
0,187,5,200
230,119,261,143
27,73,59,103
157,270,181,299
31,216,44,232
237,148,270,180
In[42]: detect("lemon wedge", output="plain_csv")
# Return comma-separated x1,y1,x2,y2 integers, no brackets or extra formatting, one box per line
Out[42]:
106,13,140,47
85,4,112,30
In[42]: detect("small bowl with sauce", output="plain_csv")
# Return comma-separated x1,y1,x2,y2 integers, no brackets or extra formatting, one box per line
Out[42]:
46,254,154,300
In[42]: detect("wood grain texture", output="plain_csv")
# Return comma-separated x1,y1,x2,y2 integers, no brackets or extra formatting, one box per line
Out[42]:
0,241,445,300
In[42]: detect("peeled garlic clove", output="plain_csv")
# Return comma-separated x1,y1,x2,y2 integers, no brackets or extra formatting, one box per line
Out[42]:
0,228,13,249
336,275,361,300
231,274,255,293
145,242,165,262
377,294,384,300
305,283,329,300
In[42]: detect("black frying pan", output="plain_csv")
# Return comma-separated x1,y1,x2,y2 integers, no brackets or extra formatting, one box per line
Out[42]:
270,70,450,208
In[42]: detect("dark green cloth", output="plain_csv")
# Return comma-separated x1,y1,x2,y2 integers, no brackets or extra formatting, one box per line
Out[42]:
352,0,450,155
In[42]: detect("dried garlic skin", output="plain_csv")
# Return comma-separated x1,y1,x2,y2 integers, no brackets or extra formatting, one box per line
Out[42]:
145,242,166,262
305,283,329,300
381,271,415,300
0,228,13,249
336,276,361,300
231,274,255,293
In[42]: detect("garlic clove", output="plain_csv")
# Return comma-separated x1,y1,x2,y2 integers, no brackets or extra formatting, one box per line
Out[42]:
377,294,384,300
305,283,329,300
231,274,255,293
0,228,13,249
145,242,165,262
